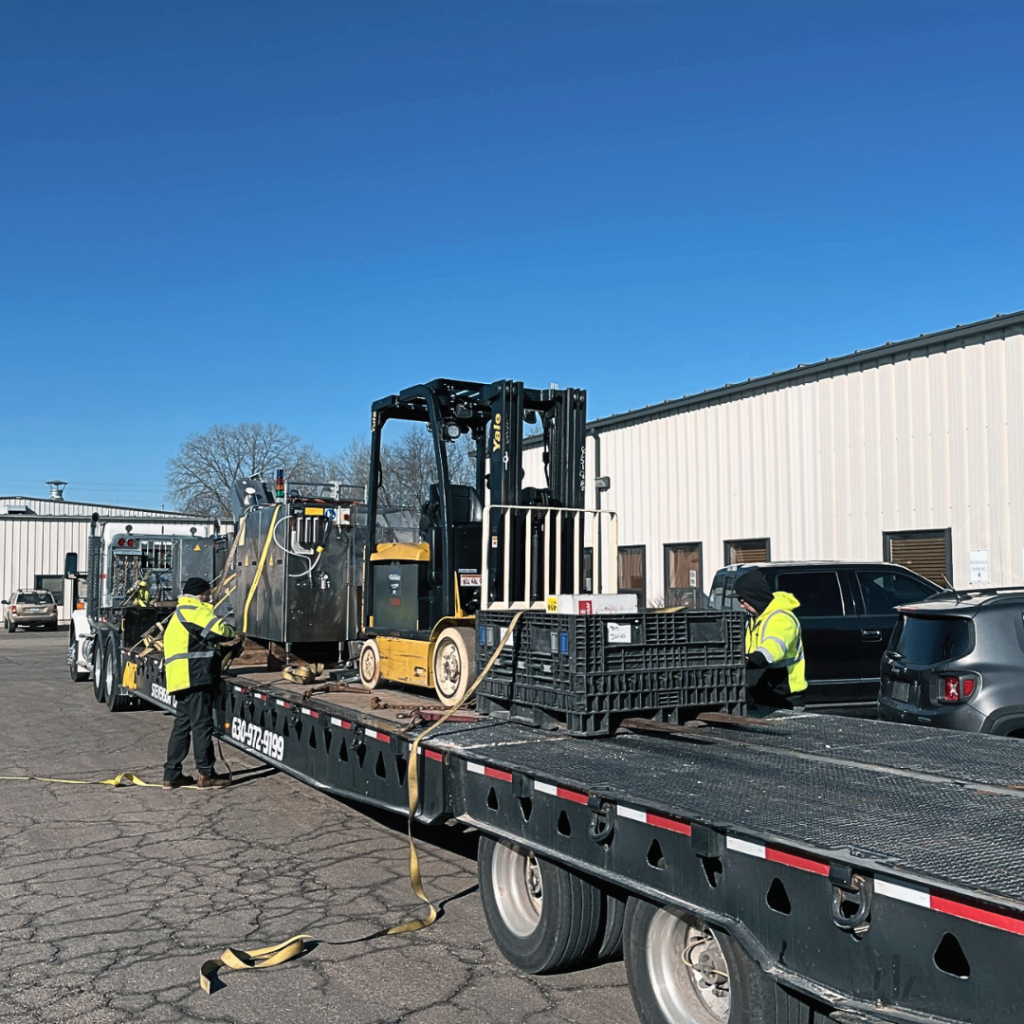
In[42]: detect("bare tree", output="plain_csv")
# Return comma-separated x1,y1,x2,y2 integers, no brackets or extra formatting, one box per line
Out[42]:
166,422,323,518
374,426,477,509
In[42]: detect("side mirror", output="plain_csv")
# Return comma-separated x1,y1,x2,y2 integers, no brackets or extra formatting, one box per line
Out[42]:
64,552,79,578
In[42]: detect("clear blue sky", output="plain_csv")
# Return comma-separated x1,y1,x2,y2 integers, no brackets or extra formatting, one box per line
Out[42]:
3,1,1022,507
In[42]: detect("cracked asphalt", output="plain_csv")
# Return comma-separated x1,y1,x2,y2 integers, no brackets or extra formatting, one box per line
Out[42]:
0,630,638,1024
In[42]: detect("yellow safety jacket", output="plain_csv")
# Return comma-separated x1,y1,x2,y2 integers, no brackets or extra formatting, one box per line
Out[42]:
164,595,235,693
744,592,807,695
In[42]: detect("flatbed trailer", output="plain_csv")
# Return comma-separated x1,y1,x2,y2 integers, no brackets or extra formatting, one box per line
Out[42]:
109,647,1024,1024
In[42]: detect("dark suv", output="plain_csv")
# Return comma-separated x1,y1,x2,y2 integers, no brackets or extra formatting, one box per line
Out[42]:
877,589,1024,735
708,562,940,704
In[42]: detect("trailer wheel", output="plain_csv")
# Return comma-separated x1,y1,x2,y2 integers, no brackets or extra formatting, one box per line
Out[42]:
93,634,107,703
432,626,476,708
68,627,89,682
625,897,775,1024
104,635,131,712
358,639,381,690
478,835,602,974
596,889,626,962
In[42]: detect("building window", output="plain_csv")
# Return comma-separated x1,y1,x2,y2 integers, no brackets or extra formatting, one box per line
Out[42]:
35,574,64,604
618,545,647,608
883,529,952,587
664,542,703,608
724,538,771,566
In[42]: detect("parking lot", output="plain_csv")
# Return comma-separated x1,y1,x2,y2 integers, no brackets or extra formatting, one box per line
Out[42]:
0,630,636,1024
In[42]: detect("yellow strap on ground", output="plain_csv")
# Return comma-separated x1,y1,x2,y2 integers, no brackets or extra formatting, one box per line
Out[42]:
242,505,279,633
200,934,313,994
197,612,525,992
389,611,524,936
0,772,170,787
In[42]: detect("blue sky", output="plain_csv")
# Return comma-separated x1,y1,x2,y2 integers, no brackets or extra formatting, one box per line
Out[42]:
3,1,1023,506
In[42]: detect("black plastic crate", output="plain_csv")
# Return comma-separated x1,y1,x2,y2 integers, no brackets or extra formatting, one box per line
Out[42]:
476,609,747,736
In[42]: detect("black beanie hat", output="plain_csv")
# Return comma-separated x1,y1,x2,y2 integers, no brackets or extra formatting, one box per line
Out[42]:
182,577,212,596
734,570,774,613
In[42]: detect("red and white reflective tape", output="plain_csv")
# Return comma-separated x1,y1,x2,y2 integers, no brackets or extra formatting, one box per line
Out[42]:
256,692,267,701
424,748,443,762
233,685,243,693
276,699,288,708
534,780,589,805
467,761,513,783
726,836,829,876
366,728,390,743
618,804,692,836
298,707,319,718
876,878,1024,936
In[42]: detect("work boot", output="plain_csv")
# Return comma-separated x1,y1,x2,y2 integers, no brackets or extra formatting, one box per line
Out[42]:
197,772,231,790
162,774,197,790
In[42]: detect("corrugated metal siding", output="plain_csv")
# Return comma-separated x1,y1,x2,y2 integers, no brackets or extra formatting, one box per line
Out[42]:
525,325,1024,603
0,519,93,622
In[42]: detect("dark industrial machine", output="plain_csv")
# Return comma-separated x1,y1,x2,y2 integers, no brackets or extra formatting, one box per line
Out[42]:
358,379,588,706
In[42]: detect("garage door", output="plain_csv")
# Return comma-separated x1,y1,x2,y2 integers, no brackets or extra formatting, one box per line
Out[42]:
884,530,951,586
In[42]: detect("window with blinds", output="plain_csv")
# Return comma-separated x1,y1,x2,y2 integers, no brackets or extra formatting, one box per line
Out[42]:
883,530,951,587
724,538,771,565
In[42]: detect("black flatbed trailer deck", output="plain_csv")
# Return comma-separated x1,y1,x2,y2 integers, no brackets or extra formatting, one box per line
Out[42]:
121,654,1024,1023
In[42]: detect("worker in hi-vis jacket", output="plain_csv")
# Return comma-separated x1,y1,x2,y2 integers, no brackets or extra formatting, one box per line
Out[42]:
162,576,238,789
735,569,808,710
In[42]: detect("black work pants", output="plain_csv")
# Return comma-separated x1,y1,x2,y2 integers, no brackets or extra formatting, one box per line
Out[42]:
747,675,807,712
164,687,216,780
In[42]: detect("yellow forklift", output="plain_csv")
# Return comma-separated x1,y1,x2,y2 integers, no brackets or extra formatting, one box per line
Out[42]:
357,379,587,706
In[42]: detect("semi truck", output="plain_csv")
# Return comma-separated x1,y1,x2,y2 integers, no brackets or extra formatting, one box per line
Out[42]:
84,380,1024,1024
66,515,224,709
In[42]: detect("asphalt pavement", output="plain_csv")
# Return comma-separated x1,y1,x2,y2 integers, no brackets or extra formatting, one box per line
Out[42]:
0,630,636,1024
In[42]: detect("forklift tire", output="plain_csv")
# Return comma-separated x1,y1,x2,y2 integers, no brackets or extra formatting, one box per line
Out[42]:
478,835,603,974
93,634,107,703
624,896,795,1024
358,639,381,690
432,626,475,708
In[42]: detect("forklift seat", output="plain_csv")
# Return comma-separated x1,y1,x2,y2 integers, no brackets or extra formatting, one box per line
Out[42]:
449,485,483,524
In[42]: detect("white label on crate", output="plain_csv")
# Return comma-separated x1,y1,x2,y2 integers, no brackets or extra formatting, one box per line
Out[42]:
606,622,632,644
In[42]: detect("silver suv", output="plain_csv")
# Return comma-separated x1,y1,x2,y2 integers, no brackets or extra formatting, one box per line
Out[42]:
3,590,59,632
878,588,1024,735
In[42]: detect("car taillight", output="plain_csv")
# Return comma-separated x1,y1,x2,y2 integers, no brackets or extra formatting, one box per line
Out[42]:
940,676,978,703
10,606,17,614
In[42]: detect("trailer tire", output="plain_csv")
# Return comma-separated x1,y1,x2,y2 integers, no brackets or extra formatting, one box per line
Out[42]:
625,897,777,1024
93,634,107,703
68,627,89,682
104,635,131,712
478,835,602,974
596,889,626,962
432,626,476,708
358,639,381,690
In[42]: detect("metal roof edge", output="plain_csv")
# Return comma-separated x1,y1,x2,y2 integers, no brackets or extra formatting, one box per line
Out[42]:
0,496,197,516
547,309,1024,441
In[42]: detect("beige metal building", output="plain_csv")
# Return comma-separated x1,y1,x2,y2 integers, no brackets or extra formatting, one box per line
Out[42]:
0,488,198,622
527,310,1024,607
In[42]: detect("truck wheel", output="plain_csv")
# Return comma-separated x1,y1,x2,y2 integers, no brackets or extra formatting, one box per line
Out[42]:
68,628,89,682
432,626,476,708
596,890,626,962
478,835,602,974
104,635,131,712
358,639,381,690
625,897,776,1024
93,635,107,703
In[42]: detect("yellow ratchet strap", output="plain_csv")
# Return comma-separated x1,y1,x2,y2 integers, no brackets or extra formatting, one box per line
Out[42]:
0,772,167,787
200,934,314,994
389,611,524,936
197,612,524,992
242,505,279,634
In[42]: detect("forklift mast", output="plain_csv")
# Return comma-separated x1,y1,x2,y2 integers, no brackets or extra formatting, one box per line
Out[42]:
363,379,587,636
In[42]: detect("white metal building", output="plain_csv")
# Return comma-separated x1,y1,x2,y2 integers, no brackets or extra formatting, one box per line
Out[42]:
0,489,199,622
527,310,1024,607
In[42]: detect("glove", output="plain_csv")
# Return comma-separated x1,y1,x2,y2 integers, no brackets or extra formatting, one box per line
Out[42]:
746,650,768,670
